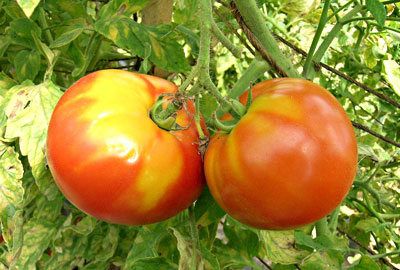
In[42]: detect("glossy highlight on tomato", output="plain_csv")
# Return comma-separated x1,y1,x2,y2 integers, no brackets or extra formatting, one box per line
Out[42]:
205,78,358,230
46,69,205,225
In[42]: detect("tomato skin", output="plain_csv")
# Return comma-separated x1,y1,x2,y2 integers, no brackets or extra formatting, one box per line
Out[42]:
205,78,358,230
46,69,205,225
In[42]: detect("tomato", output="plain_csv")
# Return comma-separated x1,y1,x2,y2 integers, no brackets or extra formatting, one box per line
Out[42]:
46,69,205,225
204,78,358,230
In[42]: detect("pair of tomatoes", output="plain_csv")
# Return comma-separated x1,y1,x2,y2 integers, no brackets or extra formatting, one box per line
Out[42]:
46,70,357,230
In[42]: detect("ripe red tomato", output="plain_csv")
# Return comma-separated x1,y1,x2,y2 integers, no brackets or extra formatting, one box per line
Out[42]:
46,69,205,225
205,78,358,230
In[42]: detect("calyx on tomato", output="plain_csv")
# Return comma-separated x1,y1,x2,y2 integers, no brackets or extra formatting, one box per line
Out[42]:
46,69,205,225
204,78,358,230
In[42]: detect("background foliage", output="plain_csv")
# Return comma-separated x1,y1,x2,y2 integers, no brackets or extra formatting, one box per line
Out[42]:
0,0,400,269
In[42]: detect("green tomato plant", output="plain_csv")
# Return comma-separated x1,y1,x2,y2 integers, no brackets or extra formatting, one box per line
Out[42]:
0,0,400,269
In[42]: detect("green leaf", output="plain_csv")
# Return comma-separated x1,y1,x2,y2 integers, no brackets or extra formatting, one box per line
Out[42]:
200,245,221,270
0,80,34,137
299,250,344,270
14,50,41,81
12,195,65,269
16,0,41,18
0,36,10,57
31,30,58,80
260,230,310,265
365,0,386,27
3,1,26,19
67,42,86,78
383,60,400,96
95,17,190,72
123,221,170,269
199,93,219,123
133,257,178,270
173,0,200,25
213,222,261,269
7,18,41,49
0,146,24,244
43,0,87,18
348,256,380,270
0,72,17,95
86,224,119,262
98,0,149,19
171,228,205,270
50,25,84,48
4,81,63,198
194,187,225,227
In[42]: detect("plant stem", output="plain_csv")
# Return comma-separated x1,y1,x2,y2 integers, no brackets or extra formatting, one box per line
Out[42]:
326,0,356,22
211,18,242,58
382,0,400,4
328,206,340,232
178,66,199,93
370,250,400,259
233,0,300,78
198,0,212,78
307,5,363,79
343,16,400,24
302,0,331,79
188,205,201,270
228,55,271,99
38,8,54,44
195,94,206,139
315,218,331,236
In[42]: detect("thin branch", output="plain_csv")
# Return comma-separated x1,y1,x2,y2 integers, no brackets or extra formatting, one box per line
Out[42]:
351,121,400,149
270,33,400,110
337,227,399,269
256,256,272,269
213,7,255,55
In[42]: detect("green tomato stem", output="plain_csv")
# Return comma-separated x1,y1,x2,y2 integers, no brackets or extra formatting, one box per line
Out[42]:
302,0,332,79
326,0,356,22
233,0,300,78
328,206,341,232
370,250,400,259
188,205,201,270
211,18,243,58
307,5,363,80
228,55,270,99
381,0,400,4
38,8,54,44
195,95,206,139
315,218,331,236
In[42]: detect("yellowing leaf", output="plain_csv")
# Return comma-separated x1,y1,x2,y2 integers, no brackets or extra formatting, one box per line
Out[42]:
383,60,400,96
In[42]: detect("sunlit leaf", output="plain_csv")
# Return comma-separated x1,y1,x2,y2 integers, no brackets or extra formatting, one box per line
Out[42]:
16,0,41,18
260,230,310,265
383,60,400,96
4,81,63,198
95,17,190,72
0,146,24,245
299,250,344,270
12,195,65,269
171,228,205,270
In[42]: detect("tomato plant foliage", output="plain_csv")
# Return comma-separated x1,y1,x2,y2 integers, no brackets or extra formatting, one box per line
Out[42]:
0,0,400,269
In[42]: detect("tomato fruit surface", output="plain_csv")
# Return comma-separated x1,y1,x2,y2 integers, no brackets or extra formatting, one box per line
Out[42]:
46,69,205,225
204,78,358,230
